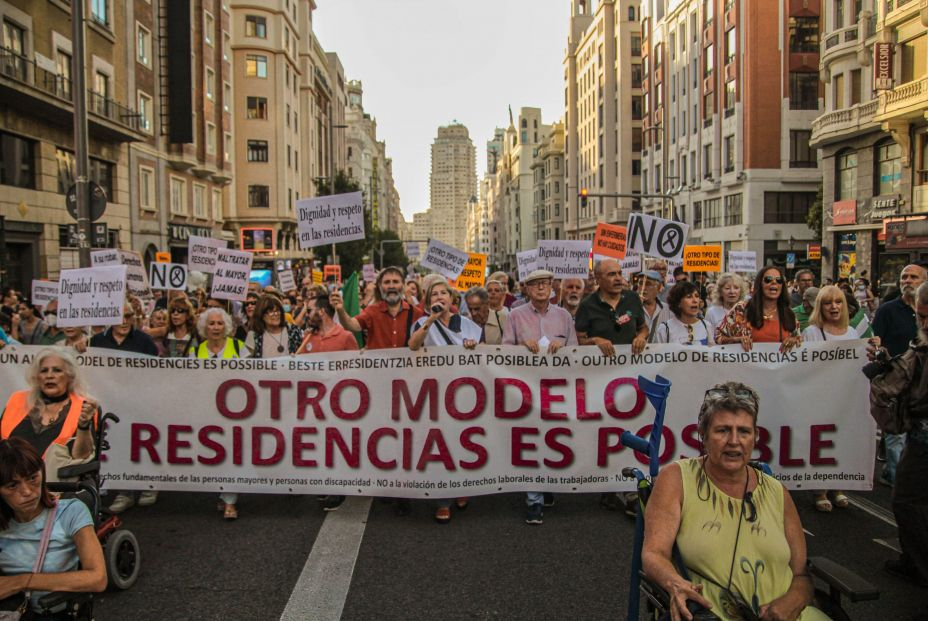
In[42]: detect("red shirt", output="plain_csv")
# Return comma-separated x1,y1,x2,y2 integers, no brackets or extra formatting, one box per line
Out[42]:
298,324,358,354
356,301,424,349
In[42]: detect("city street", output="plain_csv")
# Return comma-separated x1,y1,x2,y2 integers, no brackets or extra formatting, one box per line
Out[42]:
93,464,924,621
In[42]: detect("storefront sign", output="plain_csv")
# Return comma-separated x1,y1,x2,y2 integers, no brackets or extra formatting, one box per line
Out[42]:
169,224,213,243
807,244,822,261
869,195,899,221
837,233,857,279
241,228,275,252
874,42,894,91
833,200,857,225
886,219,928,250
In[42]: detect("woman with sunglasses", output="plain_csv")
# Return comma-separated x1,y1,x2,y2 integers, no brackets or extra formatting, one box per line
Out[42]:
716,267,802,353
234,292,260,342
243,295,302,358
652,281,715,346
165,298,198,358
643,383,826,621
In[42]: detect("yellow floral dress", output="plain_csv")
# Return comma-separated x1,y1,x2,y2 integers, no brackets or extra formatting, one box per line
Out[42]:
675,458,828,620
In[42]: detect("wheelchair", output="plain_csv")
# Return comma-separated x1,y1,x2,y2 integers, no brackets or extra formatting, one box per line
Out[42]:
37,412,141,619
620,375,879,621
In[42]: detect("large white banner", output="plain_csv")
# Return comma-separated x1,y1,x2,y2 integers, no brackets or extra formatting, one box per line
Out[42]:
0,343,875,496
296,192,365,249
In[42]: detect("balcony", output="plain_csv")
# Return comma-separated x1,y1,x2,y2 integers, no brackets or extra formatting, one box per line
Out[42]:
882,0,925,29
874,76,928,121
820,25,860,67
0,48,144,142
810,99,879,146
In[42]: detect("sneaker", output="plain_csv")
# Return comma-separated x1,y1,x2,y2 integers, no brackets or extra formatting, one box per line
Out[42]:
543,492,555,508
884,559,928,588
623,492,639,518
434,506,451,523
394,498,411,517
525,503,543,525
600,493,620,511
109,494,135,514
322,495,346,512
138,491,159,507
877,473,894,488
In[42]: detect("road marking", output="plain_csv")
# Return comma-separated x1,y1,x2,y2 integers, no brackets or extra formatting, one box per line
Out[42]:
873,538,901,554
847,494,896,528
280,497,372,621
803,529,815,537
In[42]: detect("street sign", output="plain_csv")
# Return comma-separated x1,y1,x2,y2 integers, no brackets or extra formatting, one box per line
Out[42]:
65,182,107,222
92,223,108,247
807,244,821,260
786,252,796,269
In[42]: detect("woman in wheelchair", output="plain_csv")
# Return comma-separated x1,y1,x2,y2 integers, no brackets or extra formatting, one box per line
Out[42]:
0,438,106,618
0,348,97,482
642,382,828,621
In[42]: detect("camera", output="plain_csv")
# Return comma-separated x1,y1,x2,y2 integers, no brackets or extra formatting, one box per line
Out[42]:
862,348,891,380
431,304,443,314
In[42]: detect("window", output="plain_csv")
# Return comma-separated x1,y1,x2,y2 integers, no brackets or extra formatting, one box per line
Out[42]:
789,130,815,168
833,72,844,110
724,135,735,173
91,0,109,27
704,0,714,24
90,159,114,199
205,67,215,100
138,92,153,133
204,12,214,46
246,96,267,119
724,80,736,115
789,72,818,110
170,177,186,215
632,159,641,176
212,188,222,221
836,150,857,200
56,51,71,99
724,193,742,225
704,91,714,119
139,166,154,211
920,135,928,185
224,132,232,163
632,127,642,151
193,184,207,218
248,184,270,208
725,28,736,65
206,123,216,155
788,17,819,52
631,35,641,56
850,69,861,105
875,140,902,196
286,103,290,127
704,43,714,77
137,24,151,66
835,0,844,29
0,132,35,189
223,33,231,62
764,191,815,223
693,201,702,228
631,63,642,88
900,35,927,84
703,198,722,227
56,149,113,197
246,54,267,78
703,144,712,178
247,140,268,162
223,83,231,113
245,15,266,38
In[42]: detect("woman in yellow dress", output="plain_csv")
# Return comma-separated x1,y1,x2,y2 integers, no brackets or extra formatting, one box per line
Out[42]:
642,382,829,621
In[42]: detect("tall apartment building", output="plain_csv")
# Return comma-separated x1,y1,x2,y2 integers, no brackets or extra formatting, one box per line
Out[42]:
415,122,476,252
533,120,567,242
640,0,822,268
811,0,928,283
564,0,643,240
0,0,231,289
503,108,549,264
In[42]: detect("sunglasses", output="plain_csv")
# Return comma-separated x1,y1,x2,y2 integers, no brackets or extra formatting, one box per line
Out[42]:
244,301,257,307
123,312,136,320
762,276,784,285
704,387,758,411
170,308,188,314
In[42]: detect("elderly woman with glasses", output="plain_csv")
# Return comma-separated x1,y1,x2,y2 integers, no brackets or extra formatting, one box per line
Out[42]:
716,267,802,353
652,281,715,346
244,295,302,358
643,383,827,621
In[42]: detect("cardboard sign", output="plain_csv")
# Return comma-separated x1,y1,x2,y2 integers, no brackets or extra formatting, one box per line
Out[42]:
57,265,127,328
296,192,366,249
627,214,689,262
312,271,324,285
683,245,723,272
155,252,171,263
421,239,469,280
187,236,226,274
728,251,757,273
621,251,642,279
31,280,59,308
91,249,152,299
277,269,297,292
211,248,253,301
516,249,539,282
362,264,377,283
149,263,188,291
454,253,487,291
324,265,342,283
592,223,628,260
537,240,592,279
406,242,420,259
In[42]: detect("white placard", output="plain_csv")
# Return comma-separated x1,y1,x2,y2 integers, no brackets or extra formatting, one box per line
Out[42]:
187,236,227,274
627,213,689,262
621,251,642,279
728,251,757,273
56,266,127,328
149,263,188,291
91,249,152,299
537,240,592,279
211,248,254,301
420,239,469,280
516,249,538,282
277,269,297,292
296,192,366,249
406,242,420,259
31,281,59,307
362,264,377,282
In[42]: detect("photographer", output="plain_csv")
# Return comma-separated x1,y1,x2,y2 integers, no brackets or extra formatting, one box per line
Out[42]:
866,281,928,588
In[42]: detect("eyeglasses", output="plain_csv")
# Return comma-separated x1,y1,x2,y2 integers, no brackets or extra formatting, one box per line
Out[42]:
170,308,188,314
529,280,552,288
762,276,784,285
265,308,281,315
243,301,257,307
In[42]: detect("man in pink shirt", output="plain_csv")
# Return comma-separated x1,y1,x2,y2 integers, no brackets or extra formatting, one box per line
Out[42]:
297,295,358,354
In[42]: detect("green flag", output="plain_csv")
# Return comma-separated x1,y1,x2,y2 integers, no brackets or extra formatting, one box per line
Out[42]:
341,271,365,348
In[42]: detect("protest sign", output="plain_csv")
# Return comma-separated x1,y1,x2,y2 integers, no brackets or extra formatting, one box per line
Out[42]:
149,263,188,291
277,269,297,292
406,242,420,259
187,236,226,274
91,249,152,299
362,264,377,283
211,248,253,301
0,341,874,496
728,251,757,273
421,239,469,280
31,280,59,307
324,265,342,284
627,214,689,262
537,240,592,278
296,192,365,249
621,251,642,278
592,223,628,260
682,245,723,272
516,249,539,282
155,252,171,263
454,253,487,291
56,266,127,328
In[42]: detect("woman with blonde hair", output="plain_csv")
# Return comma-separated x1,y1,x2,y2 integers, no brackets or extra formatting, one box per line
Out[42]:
705,272,747,333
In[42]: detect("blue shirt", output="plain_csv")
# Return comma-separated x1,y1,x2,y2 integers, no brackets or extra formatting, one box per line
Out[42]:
0,327,9,345
0,499,94,608
872,297,916,357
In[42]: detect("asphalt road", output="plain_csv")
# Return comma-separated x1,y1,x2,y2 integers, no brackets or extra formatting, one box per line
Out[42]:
92,476,926,621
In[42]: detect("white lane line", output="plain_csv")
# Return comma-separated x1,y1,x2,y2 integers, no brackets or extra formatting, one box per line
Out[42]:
873,538,902,554
803,529,815,537
280,497,372,621
847,494,897,528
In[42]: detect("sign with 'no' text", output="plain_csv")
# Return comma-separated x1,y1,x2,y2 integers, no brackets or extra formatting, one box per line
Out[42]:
627,214,689,262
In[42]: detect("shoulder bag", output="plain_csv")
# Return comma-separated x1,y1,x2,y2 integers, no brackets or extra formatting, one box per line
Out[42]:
0,502,59,620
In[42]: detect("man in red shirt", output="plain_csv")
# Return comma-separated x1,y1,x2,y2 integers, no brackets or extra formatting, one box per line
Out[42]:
297,295,358,354
331,266,424,351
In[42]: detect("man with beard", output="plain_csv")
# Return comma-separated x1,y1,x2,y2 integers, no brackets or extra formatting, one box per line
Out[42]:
558,278,585,318
872,264,928,487
790,269,816,307
297,294,358,354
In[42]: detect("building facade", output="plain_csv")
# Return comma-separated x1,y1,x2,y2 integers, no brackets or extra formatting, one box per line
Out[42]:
533,120,567,242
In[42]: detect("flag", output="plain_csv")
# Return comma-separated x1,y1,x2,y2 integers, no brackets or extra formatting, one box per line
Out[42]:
341,271,365,348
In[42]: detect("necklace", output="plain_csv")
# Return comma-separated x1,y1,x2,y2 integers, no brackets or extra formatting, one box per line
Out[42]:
266,329,286,353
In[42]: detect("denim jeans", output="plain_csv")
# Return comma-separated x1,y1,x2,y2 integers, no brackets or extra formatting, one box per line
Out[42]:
526,491,543,506
220,492,238,505
883,432,907,483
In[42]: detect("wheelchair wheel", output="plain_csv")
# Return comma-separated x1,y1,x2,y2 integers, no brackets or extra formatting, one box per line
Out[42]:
105,529,141,590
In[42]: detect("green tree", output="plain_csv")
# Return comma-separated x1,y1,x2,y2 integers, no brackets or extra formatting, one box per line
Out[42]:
807,183,823,236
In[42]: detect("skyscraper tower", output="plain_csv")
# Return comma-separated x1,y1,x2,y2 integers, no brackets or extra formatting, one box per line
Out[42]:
428,123,477,250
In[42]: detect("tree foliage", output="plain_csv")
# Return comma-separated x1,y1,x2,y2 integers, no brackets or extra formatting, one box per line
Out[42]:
807,184,823,236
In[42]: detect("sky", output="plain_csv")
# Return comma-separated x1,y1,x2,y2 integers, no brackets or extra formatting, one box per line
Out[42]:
313,0,569,223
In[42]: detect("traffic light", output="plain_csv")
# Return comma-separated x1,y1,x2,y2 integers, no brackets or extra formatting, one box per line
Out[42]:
579,188,588,208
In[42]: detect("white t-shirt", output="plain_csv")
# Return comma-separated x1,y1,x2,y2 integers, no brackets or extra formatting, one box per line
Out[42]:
653,316,716,346
705,305,731,332
413,314,482,347
800,325,857,342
